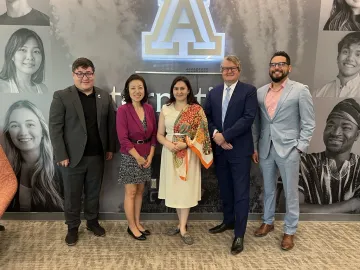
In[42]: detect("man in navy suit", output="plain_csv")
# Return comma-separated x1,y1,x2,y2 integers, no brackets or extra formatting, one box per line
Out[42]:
205,55,258,255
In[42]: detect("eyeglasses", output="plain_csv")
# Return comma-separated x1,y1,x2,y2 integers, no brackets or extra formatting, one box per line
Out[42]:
269,62,288,68
221,66,239,73
73,72,94,78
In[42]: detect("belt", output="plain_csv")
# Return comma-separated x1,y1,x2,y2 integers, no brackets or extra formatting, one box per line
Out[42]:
129,137,151,144
166,133,185,136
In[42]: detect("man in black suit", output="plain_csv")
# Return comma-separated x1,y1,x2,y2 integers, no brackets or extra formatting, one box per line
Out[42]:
49,57,116,246
205,55,257,255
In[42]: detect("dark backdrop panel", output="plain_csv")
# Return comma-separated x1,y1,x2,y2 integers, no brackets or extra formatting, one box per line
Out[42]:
2,0,358,215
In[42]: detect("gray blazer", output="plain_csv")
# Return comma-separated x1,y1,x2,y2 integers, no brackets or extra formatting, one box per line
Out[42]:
252,79,315,159
49,85,116,167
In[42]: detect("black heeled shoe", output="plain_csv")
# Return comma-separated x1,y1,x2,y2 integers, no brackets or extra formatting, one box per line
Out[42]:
127,227,146,240
139,229,151,236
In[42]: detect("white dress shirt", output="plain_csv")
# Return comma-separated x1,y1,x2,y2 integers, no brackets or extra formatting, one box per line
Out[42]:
214,81,238,136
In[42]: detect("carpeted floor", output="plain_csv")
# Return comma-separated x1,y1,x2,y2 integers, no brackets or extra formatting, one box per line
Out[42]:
0,220,359,269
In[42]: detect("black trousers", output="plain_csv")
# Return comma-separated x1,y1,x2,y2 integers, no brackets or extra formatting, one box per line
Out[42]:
61,155,104,229
215,155,251,237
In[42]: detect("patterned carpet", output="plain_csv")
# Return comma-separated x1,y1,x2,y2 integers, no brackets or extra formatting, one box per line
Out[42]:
0,220,359,269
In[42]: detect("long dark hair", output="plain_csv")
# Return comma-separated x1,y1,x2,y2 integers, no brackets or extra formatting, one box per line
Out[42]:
167,76,199,105
324,0,360,31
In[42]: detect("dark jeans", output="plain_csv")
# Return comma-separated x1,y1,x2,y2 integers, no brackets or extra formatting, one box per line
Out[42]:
61,155,104,230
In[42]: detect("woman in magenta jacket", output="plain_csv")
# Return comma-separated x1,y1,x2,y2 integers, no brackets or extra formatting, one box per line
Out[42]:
116,74,157,241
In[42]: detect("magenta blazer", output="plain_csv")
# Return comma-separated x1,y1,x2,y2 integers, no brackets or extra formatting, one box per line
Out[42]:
116,103,157,156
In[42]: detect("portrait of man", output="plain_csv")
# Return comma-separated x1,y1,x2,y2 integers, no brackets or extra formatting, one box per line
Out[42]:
299,98,360,213
0,0,49,26
315,32,360,97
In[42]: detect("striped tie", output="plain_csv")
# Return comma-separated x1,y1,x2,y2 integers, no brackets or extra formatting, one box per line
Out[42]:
222,87,231,125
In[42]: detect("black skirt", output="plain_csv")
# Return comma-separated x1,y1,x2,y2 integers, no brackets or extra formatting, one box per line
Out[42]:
118,153,151,184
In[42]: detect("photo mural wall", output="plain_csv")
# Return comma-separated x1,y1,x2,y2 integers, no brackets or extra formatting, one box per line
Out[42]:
0,0,359,214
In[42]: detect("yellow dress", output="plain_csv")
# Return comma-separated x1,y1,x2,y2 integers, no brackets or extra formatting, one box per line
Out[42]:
158,104,201,208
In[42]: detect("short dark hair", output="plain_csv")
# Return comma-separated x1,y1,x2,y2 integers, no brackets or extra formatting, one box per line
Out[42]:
72,57,95,73
338,32,360,54
270,51,291,65
122,74,149,104
167,76,199,105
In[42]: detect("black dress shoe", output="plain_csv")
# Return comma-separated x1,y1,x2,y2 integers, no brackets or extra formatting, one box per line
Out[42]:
127,227,146,241
86,221,106,237
139,229,151,236
209,223,234,234
0,224,5,231
65,229,78,246
231,237,244,255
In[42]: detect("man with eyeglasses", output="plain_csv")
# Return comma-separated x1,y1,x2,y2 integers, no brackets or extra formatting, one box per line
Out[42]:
205,55,258,255
252,51,315,251
49,57,116,246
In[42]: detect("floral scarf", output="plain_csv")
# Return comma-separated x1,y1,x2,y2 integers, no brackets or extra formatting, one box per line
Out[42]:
172,104,213,181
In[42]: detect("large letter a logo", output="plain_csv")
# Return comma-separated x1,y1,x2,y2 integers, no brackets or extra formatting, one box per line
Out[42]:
142,0,225,61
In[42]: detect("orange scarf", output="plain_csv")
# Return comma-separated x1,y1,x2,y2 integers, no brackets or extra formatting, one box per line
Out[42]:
0,146,18,217
172,104,213,181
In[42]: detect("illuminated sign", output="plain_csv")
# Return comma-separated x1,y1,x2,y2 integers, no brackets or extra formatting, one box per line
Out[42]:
110,85,213,112
142,0,225,61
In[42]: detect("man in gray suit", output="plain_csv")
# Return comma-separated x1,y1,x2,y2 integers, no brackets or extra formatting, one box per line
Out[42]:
252,51,315,250
49,58,116,246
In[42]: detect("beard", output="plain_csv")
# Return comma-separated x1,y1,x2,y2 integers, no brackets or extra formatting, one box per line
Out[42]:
269,70,289,83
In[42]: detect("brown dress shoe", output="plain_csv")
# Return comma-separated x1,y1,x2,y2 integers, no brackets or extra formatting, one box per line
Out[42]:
254,223,274,237
281,234,294,251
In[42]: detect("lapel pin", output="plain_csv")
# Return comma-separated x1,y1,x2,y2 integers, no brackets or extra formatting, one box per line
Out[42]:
97,94,101,98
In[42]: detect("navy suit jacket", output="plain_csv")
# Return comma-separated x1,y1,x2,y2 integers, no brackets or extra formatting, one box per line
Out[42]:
205,81,258,160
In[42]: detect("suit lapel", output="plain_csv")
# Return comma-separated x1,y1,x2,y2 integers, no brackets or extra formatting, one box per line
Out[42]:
272,80,294,119
260,84,271,121
70,86,87,132
95,88,103,129
225,82,237,113
223,81,240,121
128,104,145,133
215,85,224,117
144,105,152,137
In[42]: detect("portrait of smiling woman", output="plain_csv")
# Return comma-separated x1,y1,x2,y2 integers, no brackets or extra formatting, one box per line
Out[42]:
0,28,47,94
324,0,360,31
2,100,63,212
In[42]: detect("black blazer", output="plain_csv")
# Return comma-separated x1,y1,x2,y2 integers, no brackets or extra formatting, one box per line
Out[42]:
49,85,116,167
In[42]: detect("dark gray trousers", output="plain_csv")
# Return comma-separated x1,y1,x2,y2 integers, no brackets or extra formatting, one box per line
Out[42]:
61,155,104,229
